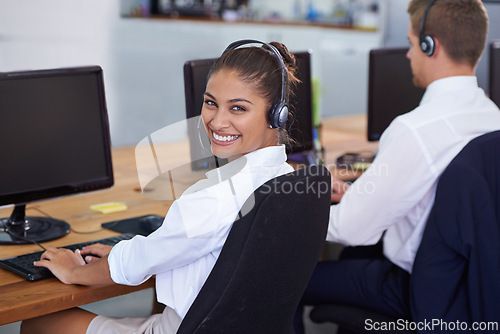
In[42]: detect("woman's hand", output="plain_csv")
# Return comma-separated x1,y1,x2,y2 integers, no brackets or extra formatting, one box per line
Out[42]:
34,248,86,284
80,243,113,263
34,243,115,286
331,175,350,203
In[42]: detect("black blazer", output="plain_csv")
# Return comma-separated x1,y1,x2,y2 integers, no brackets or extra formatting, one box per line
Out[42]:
178,165,331,334
411,130,500,328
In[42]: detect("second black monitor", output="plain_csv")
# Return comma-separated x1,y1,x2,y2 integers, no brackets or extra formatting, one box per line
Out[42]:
490,40,500,108
367,47,425,141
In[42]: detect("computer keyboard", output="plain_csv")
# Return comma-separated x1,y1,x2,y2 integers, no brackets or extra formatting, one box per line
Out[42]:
0,233,135,282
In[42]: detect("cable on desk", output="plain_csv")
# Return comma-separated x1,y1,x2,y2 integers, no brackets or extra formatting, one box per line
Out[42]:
2,225,47,251
28,205,105,235
70,227,105,234
26,206,51,218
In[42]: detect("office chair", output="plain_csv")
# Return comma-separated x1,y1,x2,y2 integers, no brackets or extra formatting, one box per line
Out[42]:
309,130,500,333
410,130,500,327
177,165,331,334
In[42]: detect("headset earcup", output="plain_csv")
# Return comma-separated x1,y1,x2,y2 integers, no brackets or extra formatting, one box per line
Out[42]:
270,102,289,128
421,35,435,57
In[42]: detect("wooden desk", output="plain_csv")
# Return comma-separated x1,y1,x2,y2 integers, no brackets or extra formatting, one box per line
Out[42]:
0,143,178,325
0,114,375,326
319,114,378,180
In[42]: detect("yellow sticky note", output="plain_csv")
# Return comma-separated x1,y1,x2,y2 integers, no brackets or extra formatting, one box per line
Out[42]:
90,202,128,214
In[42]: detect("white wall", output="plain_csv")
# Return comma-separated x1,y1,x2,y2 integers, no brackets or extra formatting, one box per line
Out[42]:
0,0,122,142
383,0,410,47
0,0,385,146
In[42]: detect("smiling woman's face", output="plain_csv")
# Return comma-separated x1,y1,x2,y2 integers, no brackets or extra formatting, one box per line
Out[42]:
201,69,278,161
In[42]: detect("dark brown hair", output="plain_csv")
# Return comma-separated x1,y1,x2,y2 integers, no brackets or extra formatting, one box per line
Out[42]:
408,0,488,68
208,41,300,147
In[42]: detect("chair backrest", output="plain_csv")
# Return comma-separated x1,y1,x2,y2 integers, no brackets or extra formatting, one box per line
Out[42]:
411,130,500,324
177,165,331,334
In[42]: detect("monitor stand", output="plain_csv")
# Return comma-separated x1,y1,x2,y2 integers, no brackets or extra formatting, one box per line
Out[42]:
0,204,70,245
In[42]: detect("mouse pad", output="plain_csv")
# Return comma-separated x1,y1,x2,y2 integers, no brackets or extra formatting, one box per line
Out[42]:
102,215,164,236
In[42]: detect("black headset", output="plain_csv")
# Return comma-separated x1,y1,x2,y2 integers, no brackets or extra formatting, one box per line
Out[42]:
419,0,437,57
223,39,289,128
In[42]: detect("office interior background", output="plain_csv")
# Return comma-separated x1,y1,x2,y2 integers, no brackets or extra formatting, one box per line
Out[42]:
1,0,499,147
1,0,500,333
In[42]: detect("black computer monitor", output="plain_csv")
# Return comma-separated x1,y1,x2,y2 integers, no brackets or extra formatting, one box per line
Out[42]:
367,47,425,141
0,66,113,244
183,58,220,170
490,40,500,108
183,51,314,169
288,51,314,155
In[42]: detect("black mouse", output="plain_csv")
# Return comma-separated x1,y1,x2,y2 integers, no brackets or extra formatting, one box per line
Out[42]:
141,215,163,234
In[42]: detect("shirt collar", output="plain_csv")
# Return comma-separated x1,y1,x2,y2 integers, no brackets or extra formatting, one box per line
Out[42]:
205,145,287,181
420,76,478,106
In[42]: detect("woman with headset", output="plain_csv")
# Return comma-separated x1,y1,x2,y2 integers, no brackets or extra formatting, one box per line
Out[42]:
21,40,300,334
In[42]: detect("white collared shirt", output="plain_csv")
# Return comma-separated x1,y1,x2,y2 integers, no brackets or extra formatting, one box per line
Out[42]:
328,76,500,272
108,145,293,318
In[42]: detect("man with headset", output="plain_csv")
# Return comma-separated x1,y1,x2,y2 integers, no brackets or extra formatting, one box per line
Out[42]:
295,0,500,332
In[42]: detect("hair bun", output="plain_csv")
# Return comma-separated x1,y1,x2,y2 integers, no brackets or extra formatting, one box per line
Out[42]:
269,42,296,71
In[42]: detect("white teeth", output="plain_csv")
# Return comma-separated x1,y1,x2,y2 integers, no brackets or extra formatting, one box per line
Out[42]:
213,133,239,142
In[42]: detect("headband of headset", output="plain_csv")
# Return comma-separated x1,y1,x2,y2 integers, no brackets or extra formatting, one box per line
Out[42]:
419,0,437,56
223,39,289,128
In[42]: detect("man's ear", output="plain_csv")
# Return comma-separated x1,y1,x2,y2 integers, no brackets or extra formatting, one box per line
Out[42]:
430,37,441,58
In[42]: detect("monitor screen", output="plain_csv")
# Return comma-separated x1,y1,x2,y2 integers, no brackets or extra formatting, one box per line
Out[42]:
0,66,113,244
367,47,425,141
183,51,314,169
490,40,500,108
